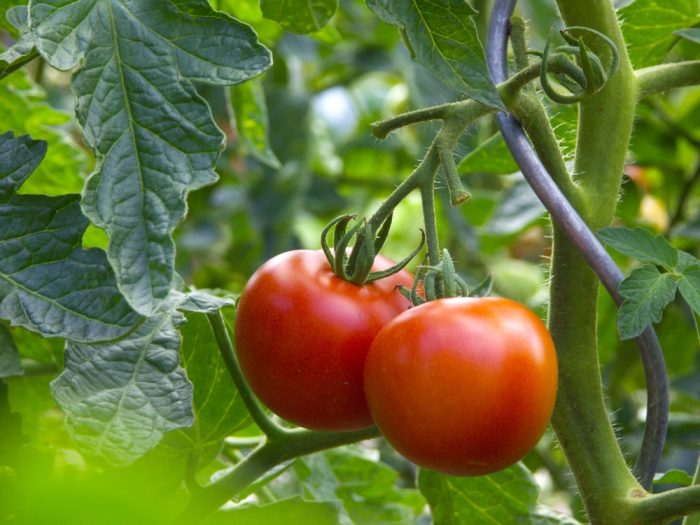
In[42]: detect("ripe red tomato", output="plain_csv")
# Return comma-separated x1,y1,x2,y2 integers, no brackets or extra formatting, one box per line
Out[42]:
234,249,413,432
364,297,558,476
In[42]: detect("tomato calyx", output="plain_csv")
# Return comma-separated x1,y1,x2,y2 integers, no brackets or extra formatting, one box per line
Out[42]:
321,213,424,285
401,249,494,306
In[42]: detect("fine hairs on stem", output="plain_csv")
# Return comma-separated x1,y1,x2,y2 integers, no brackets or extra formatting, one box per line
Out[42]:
485,0,668,490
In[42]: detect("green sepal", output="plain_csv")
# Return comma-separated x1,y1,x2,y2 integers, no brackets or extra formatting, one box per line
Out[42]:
470,274,494,297
320,213,423,286
365,230,426,284
373,213,394,255
333,220,364,279
348,220,376,285
320,214,355,275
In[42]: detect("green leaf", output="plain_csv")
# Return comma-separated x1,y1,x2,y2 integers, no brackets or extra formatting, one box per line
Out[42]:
30,0,272,314
619,0,700,68
678,264,700,315
618,265,678,340
674,28,700,45
366,0,504,110
458,133,519,175
419,463,576,524
202,497,342,525
0,132,141,342
0,130,45,200
158,311,249,468
598,227,679,268
486,178,546,236
261,0,338,34
0,71,86,195
676,250,699,273
297,449,424,525
654,469,694,486
230,77,280,168
0,34,35,69
0,324,23,378
5,5,28,31
51,297,193,466
176,290,236,314
0,3,27,35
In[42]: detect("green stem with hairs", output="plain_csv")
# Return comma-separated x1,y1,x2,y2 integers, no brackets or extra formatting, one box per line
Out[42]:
547,0,645,522
682,459,700,525
636,61,700,101
631,484,700,525
182,425,379,522
372,52,590,140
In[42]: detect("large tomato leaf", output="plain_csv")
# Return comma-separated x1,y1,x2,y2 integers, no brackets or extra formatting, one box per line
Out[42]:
0,132,140,342
365,0,503,110
50,296,193,466
29,0,272,315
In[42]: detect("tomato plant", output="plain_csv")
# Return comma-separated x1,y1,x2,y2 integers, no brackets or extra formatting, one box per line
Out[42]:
2,0,700,524
364,297,558,476
234,249,413,431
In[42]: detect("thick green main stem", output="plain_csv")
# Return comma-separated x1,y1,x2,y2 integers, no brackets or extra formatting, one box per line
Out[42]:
558,1,638,224
548,0,643,522
548,232,642,522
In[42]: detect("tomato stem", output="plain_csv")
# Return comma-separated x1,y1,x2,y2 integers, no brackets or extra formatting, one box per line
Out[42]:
206,312,290,441
370,52,592,140
486,0,671,520
367,53,595,273
682,460,700,525
631,484,700,524
635,60,700,101
181,426,379,522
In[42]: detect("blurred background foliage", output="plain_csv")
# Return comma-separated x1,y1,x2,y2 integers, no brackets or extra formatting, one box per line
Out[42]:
1,0,698,523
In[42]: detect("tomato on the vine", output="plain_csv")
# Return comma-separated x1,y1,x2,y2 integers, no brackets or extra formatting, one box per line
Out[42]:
364,297,558,476
234,249,414,432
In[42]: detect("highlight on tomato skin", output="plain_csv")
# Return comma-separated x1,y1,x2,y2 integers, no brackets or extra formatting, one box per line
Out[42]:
233,249,414,432
363,296,558,476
